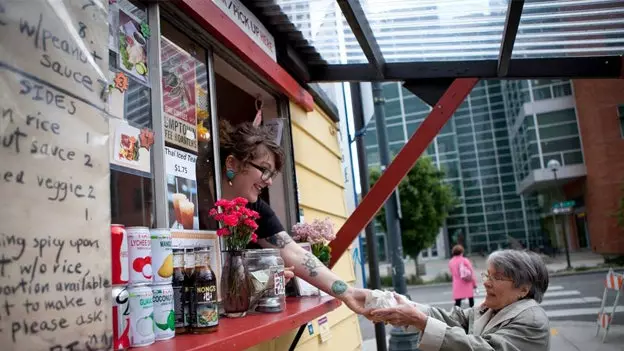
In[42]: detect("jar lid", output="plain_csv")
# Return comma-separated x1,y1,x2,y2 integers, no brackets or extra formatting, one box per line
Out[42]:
245,248,280,256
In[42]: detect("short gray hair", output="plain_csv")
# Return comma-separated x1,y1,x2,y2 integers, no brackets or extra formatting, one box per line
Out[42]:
487,250,549,303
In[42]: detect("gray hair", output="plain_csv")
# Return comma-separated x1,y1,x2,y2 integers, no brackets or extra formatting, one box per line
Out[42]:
487,250,549,303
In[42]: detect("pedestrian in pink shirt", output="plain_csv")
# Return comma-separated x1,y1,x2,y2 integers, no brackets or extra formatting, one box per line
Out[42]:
448,245,477,307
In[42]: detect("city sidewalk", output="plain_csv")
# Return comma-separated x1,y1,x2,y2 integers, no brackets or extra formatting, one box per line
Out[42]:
361,321,624,351
368,251,607,284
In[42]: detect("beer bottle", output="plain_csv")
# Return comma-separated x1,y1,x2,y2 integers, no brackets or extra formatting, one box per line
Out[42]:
190,247,218,333
172,248,187,334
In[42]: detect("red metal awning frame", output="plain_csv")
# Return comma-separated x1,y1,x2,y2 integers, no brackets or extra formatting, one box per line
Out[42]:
329,78,479,267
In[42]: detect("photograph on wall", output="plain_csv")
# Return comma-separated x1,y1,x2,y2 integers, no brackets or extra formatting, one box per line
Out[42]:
166,146,199,230
109,118,153,175
161,37,198,151
117,8,149,85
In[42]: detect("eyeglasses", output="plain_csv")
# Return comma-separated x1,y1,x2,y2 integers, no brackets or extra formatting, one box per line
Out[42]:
249,162,278,181
481,272,513,282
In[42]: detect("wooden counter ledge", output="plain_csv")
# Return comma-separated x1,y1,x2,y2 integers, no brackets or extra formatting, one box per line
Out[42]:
142,296,341,351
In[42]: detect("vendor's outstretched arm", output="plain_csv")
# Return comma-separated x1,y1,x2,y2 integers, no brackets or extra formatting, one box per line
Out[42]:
259,231,370,315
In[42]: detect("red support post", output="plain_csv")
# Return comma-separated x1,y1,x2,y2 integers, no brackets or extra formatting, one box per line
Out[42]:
329,78,479,268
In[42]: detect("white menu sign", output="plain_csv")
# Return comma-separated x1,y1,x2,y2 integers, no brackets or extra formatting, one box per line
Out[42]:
0,1,112,350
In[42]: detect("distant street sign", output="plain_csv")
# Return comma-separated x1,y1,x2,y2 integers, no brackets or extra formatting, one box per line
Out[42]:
552,200,575,214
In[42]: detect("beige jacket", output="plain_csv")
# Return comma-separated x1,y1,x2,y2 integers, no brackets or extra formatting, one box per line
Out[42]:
415,299,550,351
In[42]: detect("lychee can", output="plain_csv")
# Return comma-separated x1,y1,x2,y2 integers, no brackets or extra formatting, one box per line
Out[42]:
152,284,175,340
150,229,173,284
112,286,130,350
111,224,129,285
128,285,155,347
127,227,153,285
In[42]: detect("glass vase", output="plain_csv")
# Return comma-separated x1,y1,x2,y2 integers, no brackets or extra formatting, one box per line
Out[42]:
220,250,251,317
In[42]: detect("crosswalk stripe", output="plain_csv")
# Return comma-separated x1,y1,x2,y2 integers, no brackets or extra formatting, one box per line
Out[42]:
539,297,601,307
440,285,565,295
421,291,589,308
547,306,624,318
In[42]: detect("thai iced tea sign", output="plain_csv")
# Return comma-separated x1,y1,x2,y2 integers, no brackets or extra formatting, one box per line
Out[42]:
0,1,112,350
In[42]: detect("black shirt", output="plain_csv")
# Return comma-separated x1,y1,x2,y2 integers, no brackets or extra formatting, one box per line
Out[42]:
246,199,285,249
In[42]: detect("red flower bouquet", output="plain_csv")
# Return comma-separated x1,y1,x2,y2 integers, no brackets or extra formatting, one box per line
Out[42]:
209,197,260,251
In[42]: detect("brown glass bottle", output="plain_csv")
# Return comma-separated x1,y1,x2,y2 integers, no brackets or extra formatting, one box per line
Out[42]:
190,248,219,333
183,248,195,333
172,249,187,334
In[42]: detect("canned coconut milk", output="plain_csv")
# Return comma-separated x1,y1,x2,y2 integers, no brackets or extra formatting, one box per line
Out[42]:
111,224,129,285
128,285,155,347
152,284,175,340
127,227,152,285
112,286,130,350
150,229,172,284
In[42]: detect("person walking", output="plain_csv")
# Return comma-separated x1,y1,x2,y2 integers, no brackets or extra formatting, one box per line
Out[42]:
448,245,477,307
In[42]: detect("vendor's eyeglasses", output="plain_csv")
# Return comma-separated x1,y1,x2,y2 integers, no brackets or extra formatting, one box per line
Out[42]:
481,272,513,282
249,162,277,181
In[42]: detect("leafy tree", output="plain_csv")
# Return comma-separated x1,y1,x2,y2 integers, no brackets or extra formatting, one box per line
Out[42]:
370,156,457,275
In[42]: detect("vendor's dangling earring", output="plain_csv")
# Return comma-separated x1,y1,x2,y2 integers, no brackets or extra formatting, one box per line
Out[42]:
226,169,235,186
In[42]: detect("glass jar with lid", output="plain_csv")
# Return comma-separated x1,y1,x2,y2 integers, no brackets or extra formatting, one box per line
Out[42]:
244,249,286,313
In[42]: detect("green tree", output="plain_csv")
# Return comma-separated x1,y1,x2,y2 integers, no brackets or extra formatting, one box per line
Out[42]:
617,183,624,230
370,156,457,276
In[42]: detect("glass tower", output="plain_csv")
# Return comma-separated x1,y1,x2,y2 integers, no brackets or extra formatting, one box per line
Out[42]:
363,79,579,258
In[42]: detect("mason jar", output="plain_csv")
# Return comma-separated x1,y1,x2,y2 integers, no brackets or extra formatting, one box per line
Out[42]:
244,249,286,313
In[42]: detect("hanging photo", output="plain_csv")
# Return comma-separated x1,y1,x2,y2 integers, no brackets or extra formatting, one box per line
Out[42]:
161,37,198,152
165,147,199,230
109,118,153,175
117,8,149,85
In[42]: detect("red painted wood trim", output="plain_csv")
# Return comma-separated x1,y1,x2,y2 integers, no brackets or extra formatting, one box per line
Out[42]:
329,78,479,268
144,296,340,351
177,0,314,112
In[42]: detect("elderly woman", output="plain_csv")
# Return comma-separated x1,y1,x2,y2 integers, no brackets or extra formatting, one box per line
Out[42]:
370,250,550,351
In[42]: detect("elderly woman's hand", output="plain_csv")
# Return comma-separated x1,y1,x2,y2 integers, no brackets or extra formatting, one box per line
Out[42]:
369,293,428,330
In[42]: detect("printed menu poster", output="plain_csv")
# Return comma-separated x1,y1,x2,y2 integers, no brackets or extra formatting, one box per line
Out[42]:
0,1,112,349
165,147,199,230
161,37,198,152
117,8,149,85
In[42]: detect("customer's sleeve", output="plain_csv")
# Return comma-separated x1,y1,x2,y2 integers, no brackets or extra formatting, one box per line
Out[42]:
418,307,550,351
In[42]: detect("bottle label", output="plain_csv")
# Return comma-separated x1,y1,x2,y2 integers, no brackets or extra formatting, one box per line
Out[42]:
194,285,218,327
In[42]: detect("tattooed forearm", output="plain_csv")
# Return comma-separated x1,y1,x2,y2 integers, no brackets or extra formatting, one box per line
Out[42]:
265,232,293,248
302,251,322,277
331,280,348,296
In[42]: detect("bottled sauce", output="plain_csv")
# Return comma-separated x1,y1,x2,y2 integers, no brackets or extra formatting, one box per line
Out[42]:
190,248,219,333
172,249,187,334
183,248,195,333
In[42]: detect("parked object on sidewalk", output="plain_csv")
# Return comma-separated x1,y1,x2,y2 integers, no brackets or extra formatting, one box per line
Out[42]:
449,245,477,307
369,250,551,351
596,268,623,343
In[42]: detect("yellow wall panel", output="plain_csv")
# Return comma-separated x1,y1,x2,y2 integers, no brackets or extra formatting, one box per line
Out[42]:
288,101,362,351
298,207,346,228
290,102,341,155
296,167,346,218
331,249,356,283
292,127,343,185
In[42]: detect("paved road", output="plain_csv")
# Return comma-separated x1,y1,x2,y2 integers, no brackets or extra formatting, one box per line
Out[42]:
359,271,624,342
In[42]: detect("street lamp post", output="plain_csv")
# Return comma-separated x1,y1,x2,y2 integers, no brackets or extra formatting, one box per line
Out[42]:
547,159,572,270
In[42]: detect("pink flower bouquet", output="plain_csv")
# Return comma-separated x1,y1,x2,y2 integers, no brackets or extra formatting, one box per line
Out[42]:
292,218,335,266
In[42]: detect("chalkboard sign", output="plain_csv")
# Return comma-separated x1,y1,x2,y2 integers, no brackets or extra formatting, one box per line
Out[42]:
0,1,112,350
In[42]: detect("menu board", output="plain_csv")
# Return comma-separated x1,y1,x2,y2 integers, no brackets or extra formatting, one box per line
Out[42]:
0,1,112,350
